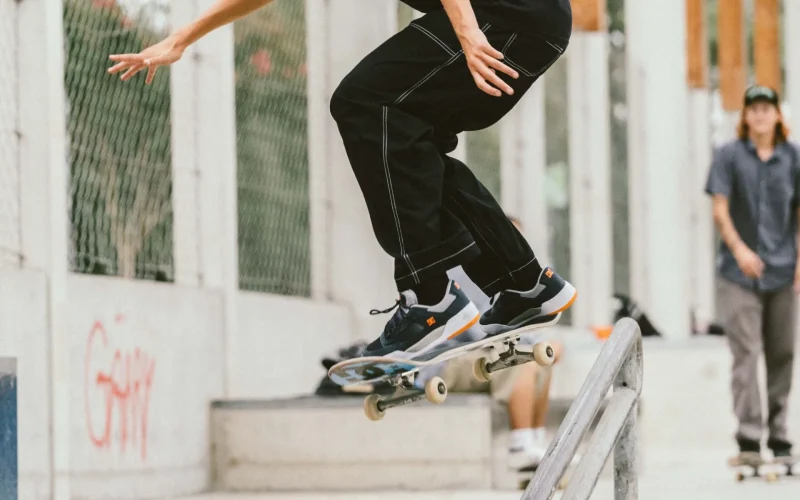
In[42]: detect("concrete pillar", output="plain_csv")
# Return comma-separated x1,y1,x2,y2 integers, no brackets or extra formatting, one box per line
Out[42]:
18,0,70,497
568,0,613,329
500,84,550,265
324,0,401,340
626,0,691,337
192,0,241,396
686,0,715,330
169,1,201,286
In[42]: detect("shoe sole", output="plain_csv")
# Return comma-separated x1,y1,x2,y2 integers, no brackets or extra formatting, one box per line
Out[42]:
542,282,578,315
388,301,481,361
481,283,577,336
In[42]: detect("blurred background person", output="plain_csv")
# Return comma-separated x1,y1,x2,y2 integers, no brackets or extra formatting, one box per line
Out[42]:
705,84,798,459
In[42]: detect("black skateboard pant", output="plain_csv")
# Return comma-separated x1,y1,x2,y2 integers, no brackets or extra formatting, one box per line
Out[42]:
330,8,568,295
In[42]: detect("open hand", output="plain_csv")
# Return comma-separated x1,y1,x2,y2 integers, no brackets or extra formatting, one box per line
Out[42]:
457,28,518,97
108,35,185,84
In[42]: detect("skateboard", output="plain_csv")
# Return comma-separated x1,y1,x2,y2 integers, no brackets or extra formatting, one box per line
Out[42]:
728,452,799,482
327,313,560,421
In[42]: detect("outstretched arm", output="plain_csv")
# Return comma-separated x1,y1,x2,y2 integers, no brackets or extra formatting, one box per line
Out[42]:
439,0,518,97
108,0,273,84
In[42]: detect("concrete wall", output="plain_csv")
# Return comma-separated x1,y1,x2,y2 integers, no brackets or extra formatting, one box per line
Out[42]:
67,275,225,500
231,291,353,399
0,269,356,499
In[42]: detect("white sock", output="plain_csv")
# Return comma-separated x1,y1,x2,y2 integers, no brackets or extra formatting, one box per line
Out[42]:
533,427,547,445
510,428,536,451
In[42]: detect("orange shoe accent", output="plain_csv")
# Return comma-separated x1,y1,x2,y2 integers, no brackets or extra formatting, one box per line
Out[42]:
426,316,436,326
545,268,554,279
447,313,480,340
454,282,461,289
550,291,577,315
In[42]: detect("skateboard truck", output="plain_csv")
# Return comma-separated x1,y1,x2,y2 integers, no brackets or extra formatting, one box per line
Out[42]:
473,339,555,383
363,372,447,421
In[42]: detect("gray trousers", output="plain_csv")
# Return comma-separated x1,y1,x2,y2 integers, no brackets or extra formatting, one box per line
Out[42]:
717,277,797,445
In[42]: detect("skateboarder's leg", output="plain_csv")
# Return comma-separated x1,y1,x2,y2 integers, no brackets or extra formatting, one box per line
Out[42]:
717,277,765,452
762,285,797,456
330,11,499,357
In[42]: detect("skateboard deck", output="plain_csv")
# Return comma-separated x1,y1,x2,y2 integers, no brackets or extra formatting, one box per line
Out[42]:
728,452,799,482
327,313,561,421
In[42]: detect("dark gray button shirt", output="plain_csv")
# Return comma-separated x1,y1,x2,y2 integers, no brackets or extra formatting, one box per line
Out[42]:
705,138,800,292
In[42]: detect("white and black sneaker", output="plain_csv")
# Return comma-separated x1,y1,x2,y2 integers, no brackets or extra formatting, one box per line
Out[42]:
362,280,481,359
480,267,576,336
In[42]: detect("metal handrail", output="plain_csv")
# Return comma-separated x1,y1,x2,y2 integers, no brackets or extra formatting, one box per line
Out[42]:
521,318,643,500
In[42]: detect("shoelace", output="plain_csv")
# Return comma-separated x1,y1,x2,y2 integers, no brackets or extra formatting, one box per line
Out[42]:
369,300,408,339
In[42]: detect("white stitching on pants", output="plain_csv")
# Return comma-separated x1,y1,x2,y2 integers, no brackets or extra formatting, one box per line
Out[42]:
397,242,478,280
389,24,491,282
410,23,456,56
395,23,491,105
546,40,565,53
501,33,534,77
383,106,419,283
394,51,463,104
481,257,538,291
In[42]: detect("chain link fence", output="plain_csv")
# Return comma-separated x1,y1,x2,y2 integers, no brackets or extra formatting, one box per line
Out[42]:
234,1,310,297
64,0,174,281
0,0,21,268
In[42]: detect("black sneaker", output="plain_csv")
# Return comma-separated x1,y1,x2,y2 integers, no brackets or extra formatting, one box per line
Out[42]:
768,438,792,457
362,280,481,359
480,267,576,336
737,435,761,453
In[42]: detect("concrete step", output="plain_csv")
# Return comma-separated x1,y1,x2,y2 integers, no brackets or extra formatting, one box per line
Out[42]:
211,395,493,492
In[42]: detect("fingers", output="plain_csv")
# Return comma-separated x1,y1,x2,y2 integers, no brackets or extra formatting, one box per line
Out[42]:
145,65,158,85
469,57,514,97
109,53,146,63
120,64,146,81
471,73,502,97
483,52,519,80
479,61,514,96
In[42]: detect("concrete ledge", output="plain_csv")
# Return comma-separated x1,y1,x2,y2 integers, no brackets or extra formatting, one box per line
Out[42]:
211,395,493,491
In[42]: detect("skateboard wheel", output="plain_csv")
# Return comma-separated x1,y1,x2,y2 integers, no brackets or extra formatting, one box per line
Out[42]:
533,342,555,367
425,376,448,404
364,394,385,421
766,472,779,482
735,472,745,482
473,357,492,383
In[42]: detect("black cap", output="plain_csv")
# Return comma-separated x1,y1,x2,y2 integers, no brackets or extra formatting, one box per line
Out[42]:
744,85,779,107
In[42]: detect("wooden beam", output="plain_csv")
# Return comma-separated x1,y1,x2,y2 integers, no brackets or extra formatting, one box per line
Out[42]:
754,0,781,94
572,0,607,32
686,0,708,88
717,0,746,111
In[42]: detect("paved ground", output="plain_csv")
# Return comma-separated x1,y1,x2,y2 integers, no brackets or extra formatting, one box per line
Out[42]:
170,448,797,500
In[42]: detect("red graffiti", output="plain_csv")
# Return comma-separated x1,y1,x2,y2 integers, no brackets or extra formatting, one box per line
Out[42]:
84,318,155,460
